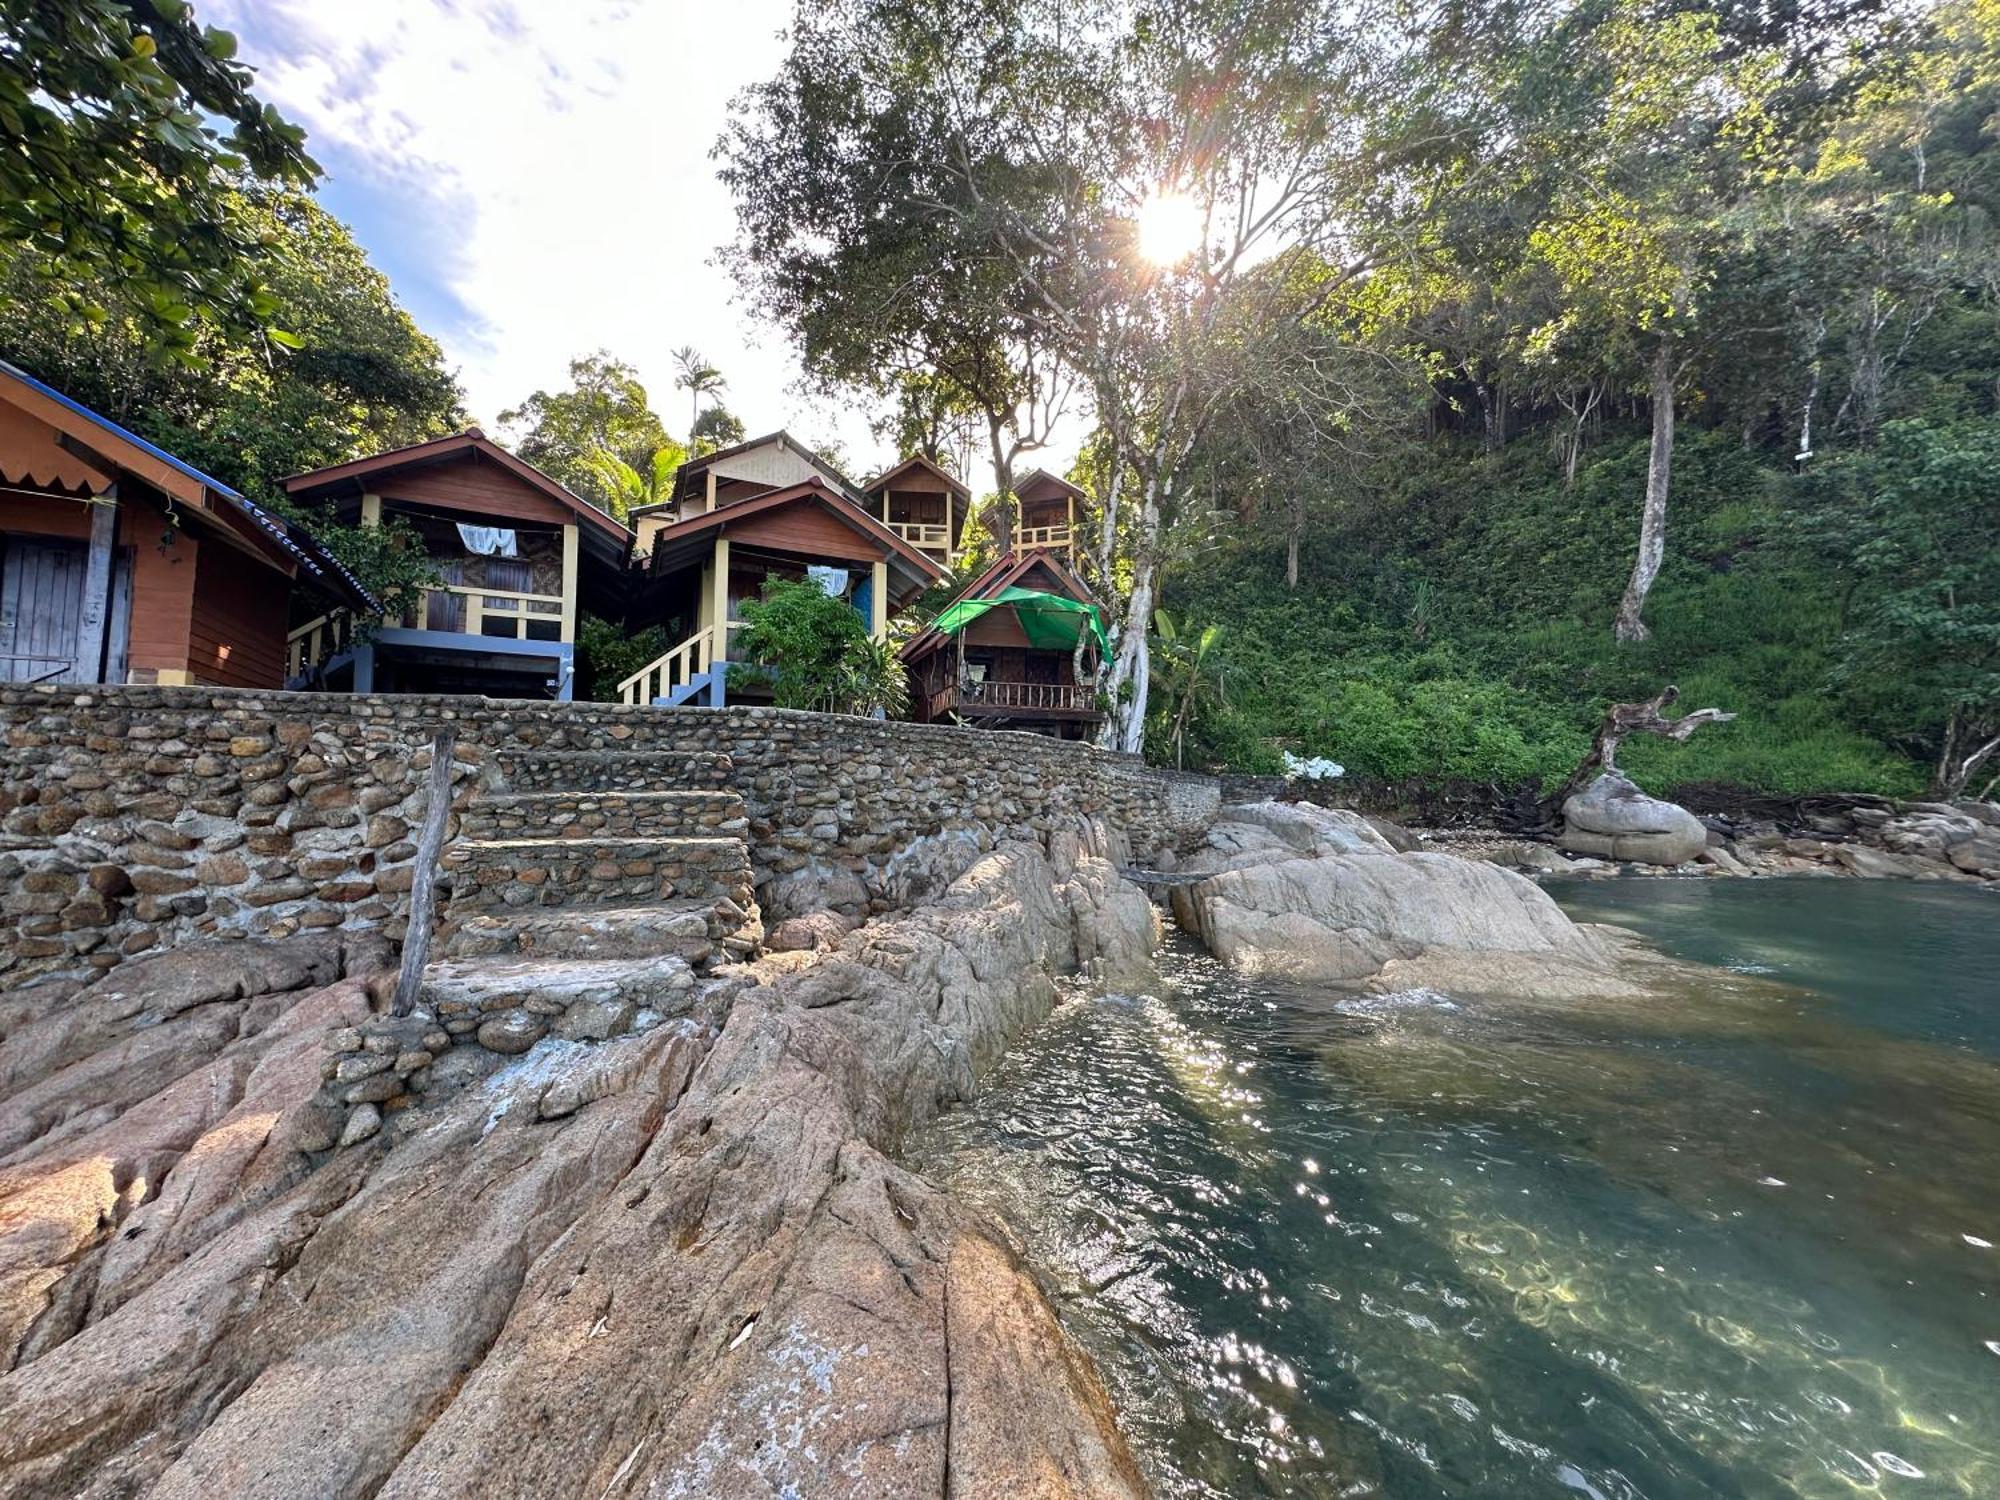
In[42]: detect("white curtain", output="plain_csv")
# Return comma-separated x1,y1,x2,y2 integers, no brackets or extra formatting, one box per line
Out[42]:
806,565,850,598
456,524,518,557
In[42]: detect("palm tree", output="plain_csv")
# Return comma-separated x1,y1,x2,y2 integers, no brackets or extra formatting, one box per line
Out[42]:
672,345,726,445
582,443,682,524
1153,609,1224,770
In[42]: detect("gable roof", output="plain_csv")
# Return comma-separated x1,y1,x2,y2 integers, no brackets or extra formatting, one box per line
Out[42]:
1014,467,1087,502
901,549,1098,661
863,452,971,500
282,429,633,546
673,429,867,509
648,476,947,589
0,359,375,608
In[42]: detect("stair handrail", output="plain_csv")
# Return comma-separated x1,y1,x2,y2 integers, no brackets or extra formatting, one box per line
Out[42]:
617,624,715,705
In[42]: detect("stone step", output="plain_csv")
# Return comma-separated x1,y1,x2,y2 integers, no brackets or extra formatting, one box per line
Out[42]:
422,952,702,1048
484,747,733,793
457,789,746,842
440,895,762,967
441,834,755,917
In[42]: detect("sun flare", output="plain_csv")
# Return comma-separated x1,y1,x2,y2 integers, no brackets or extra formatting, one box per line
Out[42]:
1135,192,1203,266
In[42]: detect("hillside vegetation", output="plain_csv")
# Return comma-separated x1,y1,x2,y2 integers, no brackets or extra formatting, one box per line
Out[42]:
1155,422,1967,798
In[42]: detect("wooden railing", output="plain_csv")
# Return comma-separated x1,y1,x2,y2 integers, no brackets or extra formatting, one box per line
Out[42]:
618,625,715,705
886,520,951,552
285,610,352,680
928,679,1100,718
405,584,566,641
1017,523,1073,550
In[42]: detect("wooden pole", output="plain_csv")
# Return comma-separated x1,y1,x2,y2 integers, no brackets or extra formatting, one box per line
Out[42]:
77,485,119,682
391,729,457,1017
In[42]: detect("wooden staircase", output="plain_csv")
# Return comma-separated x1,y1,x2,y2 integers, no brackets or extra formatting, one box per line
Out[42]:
617,625,721,707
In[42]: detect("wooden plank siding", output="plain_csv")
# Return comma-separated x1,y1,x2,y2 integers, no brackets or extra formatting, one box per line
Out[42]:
188,540,289,688
0,489,198,681
375,454,578,527
722,503,884,563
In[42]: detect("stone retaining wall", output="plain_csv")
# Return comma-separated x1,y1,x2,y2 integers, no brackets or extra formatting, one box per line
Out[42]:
1,684,1209,984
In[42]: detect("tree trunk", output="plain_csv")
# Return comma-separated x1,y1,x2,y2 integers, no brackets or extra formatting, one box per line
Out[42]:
1615,345,1676,644
985,413,1016,549
1286,522,1300,588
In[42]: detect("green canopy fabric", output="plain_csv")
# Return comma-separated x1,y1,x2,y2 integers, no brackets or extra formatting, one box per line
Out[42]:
931,586,1111,659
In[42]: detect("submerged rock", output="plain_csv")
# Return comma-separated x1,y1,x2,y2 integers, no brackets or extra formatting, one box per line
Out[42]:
1559,773,1708,866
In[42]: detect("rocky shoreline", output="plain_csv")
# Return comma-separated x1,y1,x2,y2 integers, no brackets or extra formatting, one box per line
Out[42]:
1,773,1987,1499
1411,793,2000,886
0,823,1156,1498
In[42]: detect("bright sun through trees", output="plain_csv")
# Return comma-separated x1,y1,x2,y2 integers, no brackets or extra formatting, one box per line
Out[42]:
1134,192,1203,265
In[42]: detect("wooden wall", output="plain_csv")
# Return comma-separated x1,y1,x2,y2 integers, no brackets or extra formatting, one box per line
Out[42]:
0,489,200,681
189,540,288,688
380,454,575,527
725,502,881,563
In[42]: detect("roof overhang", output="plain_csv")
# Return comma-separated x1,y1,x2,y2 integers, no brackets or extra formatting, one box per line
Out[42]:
648,477,946,596
0,359,376,609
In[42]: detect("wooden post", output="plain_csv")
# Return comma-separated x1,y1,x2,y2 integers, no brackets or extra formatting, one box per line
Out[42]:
392,729,456,1017
704,470,717,514
870,559,889,641
77,485,119,682
559,522,579,642
711,535,731,652
360,492,382,528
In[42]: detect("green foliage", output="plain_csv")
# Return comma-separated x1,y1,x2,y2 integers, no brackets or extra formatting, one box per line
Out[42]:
0,189,464,497
690,404,746,456
732,577,909,717
582,443,686,525
0,0,317,348
573,615,671,703
1157,426,1933,796
499,353,671,513
1789,418,2000,790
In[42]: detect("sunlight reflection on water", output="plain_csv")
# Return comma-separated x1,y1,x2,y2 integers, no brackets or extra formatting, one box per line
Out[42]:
908,882,2000,1499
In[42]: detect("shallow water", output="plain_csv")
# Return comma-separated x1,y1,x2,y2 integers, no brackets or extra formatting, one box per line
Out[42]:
908,878,2000,1498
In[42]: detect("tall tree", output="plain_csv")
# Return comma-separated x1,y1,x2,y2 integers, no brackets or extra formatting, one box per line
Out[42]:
0,0,317,351
727,0,1496,751
498,352,671,513
670,345,726,446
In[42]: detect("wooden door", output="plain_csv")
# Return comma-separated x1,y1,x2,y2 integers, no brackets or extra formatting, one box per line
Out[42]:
0,537,86,682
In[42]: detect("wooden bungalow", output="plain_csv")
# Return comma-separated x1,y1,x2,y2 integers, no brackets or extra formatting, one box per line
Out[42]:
282,430,633,700
860,453,971,572
901,550,1107,739
981,468,1084,564
0,360,370,689
620,464,945,706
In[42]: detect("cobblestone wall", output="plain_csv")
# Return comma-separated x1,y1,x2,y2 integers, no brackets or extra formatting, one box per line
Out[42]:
1,684,1209,984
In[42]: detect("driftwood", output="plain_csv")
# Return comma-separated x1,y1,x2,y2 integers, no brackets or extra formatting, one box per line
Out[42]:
1550,685,1737,809
391,729,457,1018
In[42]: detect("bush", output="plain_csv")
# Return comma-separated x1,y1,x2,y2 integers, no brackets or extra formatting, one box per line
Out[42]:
733,577,910,716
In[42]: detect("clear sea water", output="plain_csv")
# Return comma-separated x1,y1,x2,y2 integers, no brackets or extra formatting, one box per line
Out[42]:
909,877,2000,1498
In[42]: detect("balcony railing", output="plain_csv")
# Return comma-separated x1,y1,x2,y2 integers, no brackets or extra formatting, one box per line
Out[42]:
928,679,1101,719
285,609,352,680
1017,523,1073,550
400,584,567,642
885,520,952,552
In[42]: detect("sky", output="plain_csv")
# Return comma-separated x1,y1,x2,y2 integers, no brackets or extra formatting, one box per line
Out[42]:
210,0,904,478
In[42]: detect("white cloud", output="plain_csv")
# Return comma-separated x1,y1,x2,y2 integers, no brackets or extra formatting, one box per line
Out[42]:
212,0,888,471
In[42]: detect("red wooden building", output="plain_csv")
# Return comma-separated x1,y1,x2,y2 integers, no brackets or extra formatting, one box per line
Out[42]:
0,360,369,688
